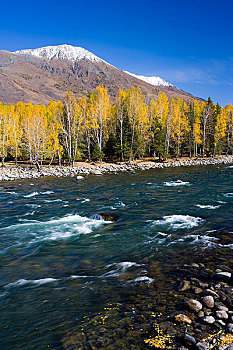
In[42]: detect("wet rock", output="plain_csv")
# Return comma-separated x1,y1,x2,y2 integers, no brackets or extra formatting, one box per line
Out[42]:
175,314,192,324
98,212,119,222
203,316,215,324
198,311,205,318
196,342,210,350
215,272,232,280
216,305,229,312
179,280,191,291
205,309,212,316
203,296,214,308
226,323,233,333
191,263,200,268
89,212,119,222
216,310,228,320
205,289,220,299
218,320,226,326
90,169,102,175
194,288,203,294
184,333,196,344
187,299,203,312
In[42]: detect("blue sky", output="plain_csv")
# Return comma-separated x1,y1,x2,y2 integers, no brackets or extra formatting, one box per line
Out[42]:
0,0,232,106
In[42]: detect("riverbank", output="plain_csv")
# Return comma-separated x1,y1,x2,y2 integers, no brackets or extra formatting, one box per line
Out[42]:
0,156,233,181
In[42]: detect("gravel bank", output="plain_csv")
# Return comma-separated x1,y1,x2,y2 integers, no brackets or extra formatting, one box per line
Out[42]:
0,156,233,181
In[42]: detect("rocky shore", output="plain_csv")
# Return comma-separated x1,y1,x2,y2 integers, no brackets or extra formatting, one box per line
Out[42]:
171,265,233,350
0,156,233,181
62,261,233,350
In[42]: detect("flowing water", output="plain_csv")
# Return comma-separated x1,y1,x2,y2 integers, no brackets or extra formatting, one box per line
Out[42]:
0,165,233,349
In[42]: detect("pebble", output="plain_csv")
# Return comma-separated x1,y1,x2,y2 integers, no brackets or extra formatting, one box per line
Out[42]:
203,295,215,308
196,342,210,350
187,299,203,312
178,280,191,291
226,323,233,333
226,345,233,350
216,310,228,320
175,314,192,324
217,305,229,312
184,333,196,344
215,272,232,280
203,316,215,324
194,288,203,294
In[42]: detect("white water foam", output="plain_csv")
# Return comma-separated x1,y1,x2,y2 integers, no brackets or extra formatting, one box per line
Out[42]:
114,201,126,208
40,191,54,195
26,204,41,208
24,191,39,198
4,214,108,243
133,276,154,283
151,215,203,229
224,193,233,198
102,261,142,277
43,199,63,203
195,204,220,209
163,180,190,187
5,278,58,288
24,191,54,198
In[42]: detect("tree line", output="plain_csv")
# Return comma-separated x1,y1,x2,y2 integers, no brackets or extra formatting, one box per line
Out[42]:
0,85,232,167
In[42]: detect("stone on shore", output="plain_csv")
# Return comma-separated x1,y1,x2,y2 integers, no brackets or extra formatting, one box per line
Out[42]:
216,310,229,320
196,342,210,350
226,323,233,333
178,280,191,291
203,295,215,308
215,272,232,280
203,315,215,324
175,314,192,324
186,299,202,312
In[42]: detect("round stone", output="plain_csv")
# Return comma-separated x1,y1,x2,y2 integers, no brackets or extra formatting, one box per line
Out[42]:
203,296,215,308
216,310,228,320
204,316,215,324
187,299,203,312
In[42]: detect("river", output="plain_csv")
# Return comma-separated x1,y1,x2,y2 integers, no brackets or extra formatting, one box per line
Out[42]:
1,165,233,349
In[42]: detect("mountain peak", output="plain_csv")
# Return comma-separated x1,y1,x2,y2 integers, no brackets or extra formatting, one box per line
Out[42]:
14,44,108,64
124,71,173,87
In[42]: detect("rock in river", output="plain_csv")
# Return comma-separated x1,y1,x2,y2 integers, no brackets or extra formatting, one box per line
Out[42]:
203,295,215,308
89,212,119,222
175,314,192,324
186,299,202,312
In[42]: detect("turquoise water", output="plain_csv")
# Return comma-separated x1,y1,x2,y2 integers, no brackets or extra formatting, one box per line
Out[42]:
0,165,233,349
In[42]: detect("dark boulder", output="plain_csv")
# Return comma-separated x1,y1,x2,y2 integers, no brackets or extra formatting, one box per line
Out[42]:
89,212,119,222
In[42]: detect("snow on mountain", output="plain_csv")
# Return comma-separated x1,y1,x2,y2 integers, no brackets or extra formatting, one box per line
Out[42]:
14,44,108,64
124,71,173,87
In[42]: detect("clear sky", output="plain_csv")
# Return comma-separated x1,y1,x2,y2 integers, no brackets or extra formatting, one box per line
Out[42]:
0,0,232,106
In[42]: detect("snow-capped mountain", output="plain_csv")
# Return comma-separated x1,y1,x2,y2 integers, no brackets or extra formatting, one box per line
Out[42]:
124,71,172,87
14,44,108,64
0,44,195,104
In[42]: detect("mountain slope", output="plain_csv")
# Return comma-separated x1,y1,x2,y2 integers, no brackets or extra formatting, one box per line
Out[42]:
0,45,198,104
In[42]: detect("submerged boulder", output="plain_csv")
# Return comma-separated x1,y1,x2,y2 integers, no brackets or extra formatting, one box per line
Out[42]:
89,212,119,222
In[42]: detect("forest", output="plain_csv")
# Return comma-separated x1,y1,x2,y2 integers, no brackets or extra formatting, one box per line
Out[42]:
0,85,232,167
